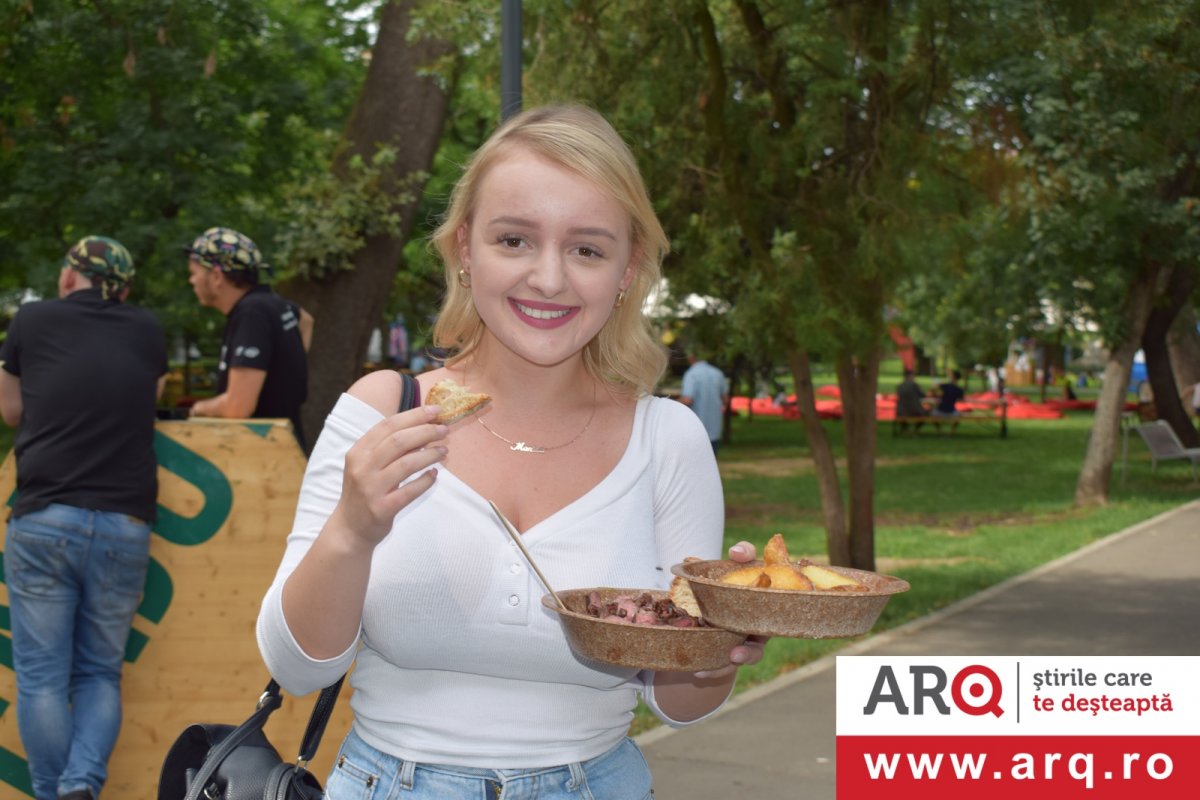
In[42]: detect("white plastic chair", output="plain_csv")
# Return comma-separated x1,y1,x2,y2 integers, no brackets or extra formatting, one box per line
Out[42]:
1132,420,1200,481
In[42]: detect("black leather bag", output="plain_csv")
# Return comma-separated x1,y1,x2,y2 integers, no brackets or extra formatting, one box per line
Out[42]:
157,676,344,800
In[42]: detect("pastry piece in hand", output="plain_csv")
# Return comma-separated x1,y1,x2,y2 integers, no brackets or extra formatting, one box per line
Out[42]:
426,379,491,424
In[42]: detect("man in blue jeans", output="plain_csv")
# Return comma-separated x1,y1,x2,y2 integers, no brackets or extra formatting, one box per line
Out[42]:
0,236,167,800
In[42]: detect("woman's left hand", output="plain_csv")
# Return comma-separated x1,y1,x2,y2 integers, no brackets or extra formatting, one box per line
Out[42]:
693,540,770,679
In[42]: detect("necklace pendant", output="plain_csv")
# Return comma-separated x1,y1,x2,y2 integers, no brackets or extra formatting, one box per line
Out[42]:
511,441,545,454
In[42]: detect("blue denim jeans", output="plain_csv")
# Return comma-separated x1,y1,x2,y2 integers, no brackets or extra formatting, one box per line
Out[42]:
4,503,151,800
325,728,654,799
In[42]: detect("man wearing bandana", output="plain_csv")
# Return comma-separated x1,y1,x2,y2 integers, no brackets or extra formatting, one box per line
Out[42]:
184,227,312,451
0,236,167,800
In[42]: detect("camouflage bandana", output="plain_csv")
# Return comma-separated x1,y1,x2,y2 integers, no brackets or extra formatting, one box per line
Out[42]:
63,236,135,300
184,227,269,278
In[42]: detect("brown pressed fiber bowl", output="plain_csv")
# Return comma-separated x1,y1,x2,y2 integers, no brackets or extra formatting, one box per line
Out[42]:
670,560,910,639
542,587,746,672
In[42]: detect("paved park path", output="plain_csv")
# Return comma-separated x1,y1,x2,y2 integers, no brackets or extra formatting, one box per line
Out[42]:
638,500,1200,799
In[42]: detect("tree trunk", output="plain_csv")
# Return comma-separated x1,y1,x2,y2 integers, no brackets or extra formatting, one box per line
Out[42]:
837,350,880,572
1075,269,1161,506
787,350,850,566
285,0,453,445
1143,264,1199,446
1167,304,1200,395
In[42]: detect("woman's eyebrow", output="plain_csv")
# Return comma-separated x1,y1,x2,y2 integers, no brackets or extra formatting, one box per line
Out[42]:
568,226,617,241
486,215,537,229
485,216,617,242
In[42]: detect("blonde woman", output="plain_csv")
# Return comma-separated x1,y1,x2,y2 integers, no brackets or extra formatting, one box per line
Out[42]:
258,105,763,799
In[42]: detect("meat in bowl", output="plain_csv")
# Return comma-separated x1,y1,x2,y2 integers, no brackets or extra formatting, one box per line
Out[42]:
585,591,709,628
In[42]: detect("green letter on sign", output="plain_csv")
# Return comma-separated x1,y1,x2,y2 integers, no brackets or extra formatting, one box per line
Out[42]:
152,430,233,546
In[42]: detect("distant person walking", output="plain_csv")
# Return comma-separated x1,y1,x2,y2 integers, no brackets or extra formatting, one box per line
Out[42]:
184,227,312,450
0,236,167,800
679,353,729,454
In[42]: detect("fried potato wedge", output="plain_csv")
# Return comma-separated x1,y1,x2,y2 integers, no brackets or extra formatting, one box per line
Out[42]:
717,533,867,592
763,533,791,566
720,566,768,585
798,563,868,592
763,564,814,591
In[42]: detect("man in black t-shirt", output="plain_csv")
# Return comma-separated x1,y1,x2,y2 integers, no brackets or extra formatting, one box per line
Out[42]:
0,235,167,800
184,227,312,450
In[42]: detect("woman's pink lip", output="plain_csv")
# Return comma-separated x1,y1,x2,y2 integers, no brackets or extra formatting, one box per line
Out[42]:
508,298,580,329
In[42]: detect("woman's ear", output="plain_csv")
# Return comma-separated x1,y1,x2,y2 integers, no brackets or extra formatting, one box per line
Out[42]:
457,224,470,269
619,246,641,293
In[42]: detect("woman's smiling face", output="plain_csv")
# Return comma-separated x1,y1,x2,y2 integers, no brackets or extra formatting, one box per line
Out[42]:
460,146,634,368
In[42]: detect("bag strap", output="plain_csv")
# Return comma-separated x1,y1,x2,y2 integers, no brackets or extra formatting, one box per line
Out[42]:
295,674,345,766
185,381,407,799
182,680,284,800
398,372,419,413
183,678,343,800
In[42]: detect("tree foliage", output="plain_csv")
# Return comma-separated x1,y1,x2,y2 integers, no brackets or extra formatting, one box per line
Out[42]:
0,0,373,338
2,0,1196,519
524,0,1003,569
950,0,1200,499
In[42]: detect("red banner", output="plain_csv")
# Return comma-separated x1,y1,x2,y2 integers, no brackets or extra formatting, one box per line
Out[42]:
838,735,1200,799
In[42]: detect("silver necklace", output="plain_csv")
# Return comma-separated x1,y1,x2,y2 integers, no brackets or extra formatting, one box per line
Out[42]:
476,387,597,454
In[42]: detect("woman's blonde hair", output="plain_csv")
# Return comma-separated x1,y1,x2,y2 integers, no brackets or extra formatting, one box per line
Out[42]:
431,104,669,396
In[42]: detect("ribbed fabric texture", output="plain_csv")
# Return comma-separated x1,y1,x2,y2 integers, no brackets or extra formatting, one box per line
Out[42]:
258,392,724,767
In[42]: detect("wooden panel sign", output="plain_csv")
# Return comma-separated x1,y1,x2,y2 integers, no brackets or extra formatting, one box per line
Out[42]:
0,419,354,797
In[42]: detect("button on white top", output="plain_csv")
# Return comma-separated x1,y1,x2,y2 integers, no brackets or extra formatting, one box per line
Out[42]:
508,595,520,606
509,563,521,574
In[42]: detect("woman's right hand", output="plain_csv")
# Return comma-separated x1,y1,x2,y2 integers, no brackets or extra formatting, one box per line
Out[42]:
327,404,448,549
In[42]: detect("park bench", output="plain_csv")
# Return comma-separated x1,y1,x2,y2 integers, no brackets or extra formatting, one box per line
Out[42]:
1125,419,1200,482
892,400,1008,438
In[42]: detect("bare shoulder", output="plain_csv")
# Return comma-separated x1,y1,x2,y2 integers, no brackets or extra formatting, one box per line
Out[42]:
347,369,404,416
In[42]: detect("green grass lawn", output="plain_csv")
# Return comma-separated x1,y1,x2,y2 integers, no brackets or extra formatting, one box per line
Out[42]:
631,408,1193,733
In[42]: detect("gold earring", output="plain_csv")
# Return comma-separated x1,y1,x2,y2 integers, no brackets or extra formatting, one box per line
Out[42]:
614,289,627,309
458,268,471,288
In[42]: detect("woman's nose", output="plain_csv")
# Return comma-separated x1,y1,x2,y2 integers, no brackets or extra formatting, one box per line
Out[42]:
526,249,567,297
